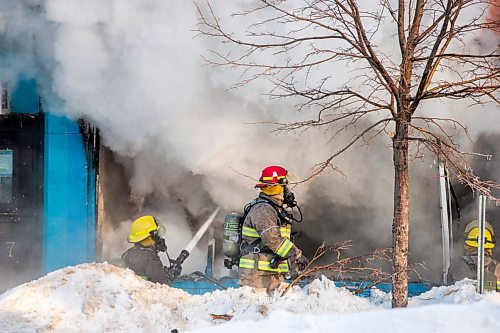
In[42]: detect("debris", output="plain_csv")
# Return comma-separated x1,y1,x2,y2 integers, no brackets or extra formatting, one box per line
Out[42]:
258,304,269,316
209,314,233,321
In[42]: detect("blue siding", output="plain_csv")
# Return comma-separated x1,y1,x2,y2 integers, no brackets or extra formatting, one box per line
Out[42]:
5,72,97,273
172,279,431,297
10,78,39,114
43,113,96,272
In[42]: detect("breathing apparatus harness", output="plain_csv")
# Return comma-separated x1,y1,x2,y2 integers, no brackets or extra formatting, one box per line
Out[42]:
223,189,302,269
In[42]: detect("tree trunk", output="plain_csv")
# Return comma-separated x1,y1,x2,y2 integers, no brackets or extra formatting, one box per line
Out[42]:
392,117,410,308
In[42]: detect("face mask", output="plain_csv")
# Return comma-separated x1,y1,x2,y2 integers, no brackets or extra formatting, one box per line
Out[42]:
280,186,303,223
283,186,297,208
150,218,168,252
151,231,168,252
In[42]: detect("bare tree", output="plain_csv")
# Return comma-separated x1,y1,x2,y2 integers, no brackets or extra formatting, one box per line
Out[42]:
196,0,500,307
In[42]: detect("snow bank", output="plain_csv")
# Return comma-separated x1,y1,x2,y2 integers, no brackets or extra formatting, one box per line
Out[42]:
1,263,499,333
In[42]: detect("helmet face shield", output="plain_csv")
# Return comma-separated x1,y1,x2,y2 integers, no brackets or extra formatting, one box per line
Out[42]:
284,170,298,190
285,170,297,183
278,176,289,185
150,216,166,237
149,218,167,252
156,222,166,238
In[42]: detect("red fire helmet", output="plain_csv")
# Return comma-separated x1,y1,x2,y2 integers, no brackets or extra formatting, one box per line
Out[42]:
255,165,288,188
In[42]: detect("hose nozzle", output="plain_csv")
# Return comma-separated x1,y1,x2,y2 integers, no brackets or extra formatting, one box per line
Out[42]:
175,250,190,266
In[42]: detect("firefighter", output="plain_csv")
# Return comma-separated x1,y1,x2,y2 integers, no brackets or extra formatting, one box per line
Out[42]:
461,220,500,291
122,215,176,285
238,165,309,292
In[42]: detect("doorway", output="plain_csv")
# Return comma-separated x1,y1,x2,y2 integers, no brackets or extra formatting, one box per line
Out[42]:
0,113,44,291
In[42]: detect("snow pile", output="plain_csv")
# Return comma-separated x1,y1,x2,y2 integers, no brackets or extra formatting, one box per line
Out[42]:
409,278,483,305
0,263,374,332
1,263,499,333
368,278,484,307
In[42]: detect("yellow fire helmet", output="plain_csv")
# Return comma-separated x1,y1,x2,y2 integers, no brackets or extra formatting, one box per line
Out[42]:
464,220,496,249
128,215,165,243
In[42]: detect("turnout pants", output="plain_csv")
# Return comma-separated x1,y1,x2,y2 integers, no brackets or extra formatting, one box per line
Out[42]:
238,269,285,293
238,253,287,293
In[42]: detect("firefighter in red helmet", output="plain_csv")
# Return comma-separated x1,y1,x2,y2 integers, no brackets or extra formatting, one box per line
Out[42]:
238,165,309,292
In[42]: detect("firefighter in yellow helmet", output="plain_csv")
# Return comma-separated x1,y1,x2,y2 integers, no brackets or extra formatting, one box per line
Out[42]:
462,220,500,291
238,166,309,292
122,215,180,285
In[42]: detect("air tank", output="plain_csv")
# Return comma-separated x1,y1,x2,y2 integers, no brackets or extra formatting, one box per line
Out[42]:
223,212,242,259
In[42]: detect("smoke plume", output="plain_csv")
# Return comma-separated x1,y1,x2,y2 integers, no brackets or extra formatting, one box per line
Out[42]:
0,1,498,284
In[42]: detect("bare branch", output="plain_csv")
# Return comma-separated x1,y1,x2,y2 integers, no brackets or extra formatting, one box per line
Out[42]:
299,118,393,183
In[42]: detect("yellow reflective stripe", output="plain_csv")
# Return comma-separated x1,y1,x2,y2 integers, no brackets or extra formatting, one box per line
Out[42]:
278,262,289,272
239,258,256,269
242,226,260,238
262,176,286,180
280,227,291,239
276,239,293,257
242,226,291,239
257,260,289,273
241,259,289,273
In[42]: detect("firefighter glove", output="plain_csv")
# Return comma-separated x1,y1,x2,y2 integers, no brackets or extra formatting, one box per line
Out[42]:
166,265,182,278
296,255,309,271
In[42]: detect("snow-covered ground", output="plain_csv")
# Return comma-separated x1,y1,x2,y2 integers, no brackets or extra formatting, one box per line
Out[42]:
0,263,499,332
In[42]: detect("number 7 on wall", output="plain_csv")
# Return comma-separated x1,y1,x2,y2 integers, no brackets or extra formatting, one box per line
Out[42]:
5,241,15,258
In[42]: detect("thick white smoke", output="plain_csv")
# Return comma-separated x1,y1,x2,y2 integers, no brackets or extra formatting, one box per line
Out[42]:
1,1,334,273
43,1,331,205
0,1,497,280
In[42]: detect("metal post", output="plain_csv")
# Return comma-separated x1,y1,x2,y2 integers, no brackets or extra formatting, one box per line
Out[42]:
205,227,215,278
438,161,451,285
477,195,486,294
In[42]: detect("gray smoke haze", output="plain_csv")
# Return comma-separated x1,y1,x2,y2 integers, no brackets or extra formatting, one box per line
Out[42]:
0,1,498,283
453,132,500,233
